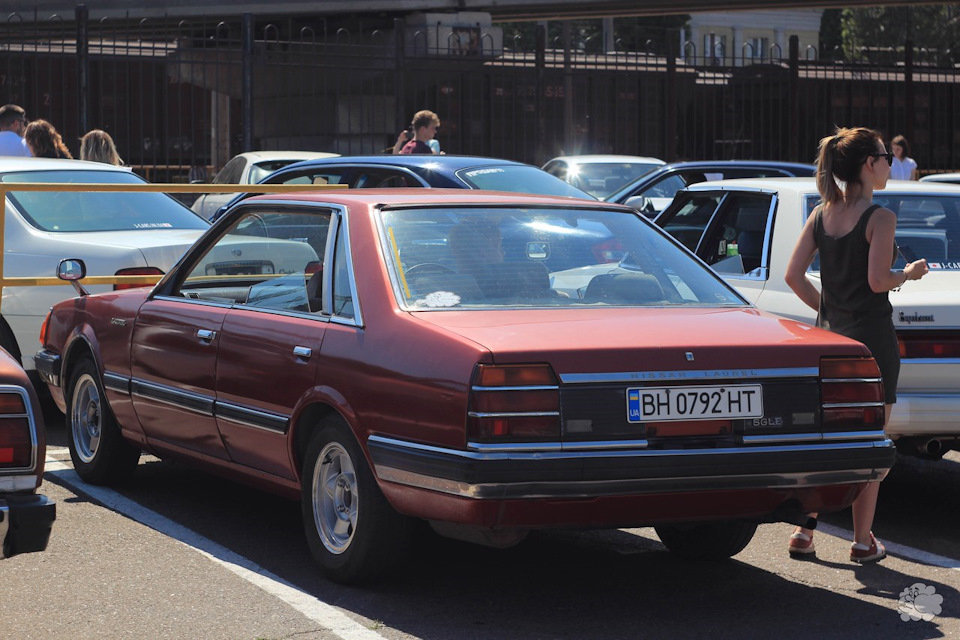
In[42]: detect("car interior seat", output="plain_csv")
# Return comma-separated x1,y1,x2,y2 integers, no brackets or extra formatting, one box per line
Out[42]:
306,268,323,312
734,204,769,272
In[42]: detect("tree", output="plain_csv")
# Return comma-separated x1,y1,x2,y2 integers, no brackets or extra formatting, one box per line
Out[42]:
838,5,960,64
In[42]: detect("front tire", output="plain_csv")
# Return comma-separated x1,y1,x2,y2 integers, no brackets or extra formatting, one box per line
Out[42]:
66,357,140,484
301,416,413,584
655,520,757,560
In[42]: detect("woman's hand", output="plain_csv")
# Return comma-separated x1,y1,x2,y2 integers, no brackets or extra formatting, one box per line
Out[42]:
905,258,929,282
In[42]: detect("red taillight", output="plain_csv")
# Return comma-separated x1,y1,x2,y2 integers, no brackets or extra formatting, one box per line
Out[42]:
468,364,561,441
898,332,960,359
819,357,885,429
591,238,625,263
113,267,164,291
0,393,32,468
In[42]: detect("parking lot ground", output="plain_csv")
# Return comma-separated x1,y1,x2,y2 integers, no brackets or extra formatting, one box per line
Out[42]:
4,431,959,639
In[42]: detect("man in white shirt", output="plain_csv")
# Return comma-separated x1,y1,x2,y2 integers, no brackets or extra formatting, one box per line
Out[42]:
0,105,32,157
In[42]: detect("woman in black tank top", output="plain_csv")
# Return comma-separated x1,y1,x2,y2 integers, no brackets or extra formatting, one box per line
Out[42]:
784,127,929,563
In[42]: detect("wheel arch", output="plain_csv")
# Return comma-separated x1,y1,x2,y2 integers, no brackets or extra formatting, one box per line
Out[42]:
60,330,100,392
290,388,361,481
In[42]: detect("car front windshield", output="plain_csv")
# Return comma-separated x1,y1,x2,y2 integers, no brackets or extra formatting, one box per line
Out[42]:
2,170,209,232
380,206,745,310
804,192,960,271
565,162,662,199
455,165,594,199
248,160,303,184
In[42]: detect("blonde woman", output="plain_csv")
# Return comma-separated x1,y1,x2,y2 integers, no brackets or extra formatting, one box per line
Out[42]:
784,126,928,563
80,129,123,166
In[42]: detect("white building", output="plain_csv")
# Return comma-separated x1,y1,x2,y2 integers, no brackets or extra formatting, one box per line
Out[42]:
684,9,824,64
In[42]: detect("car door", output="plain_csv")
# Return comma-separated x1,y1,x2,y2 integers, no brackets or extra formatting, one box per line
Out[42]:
130,298,229,459
213,206,335,478
658,190,776,304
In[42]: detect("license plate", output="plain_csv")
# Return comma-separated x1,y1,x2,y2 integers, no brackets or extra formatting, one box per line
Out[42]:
627,384,763,423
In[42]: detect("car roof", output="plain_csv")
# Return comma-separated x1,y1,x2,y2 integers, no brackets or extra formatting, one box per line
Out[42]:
545,155,666,165
656,160,816,172
919,173,960,182
242,188,628,209
238,150,339,162
0,157,139,172
684,176,960,196
278,154,533,172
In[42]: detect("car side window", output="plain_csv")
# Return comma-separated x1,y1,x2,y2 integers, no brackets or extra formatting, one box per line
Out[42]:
331,222,355,319
279,170,347,186
697,195,774,276
213,157,246,184
174,209,332,314
353,171,419,188
639,174,687,199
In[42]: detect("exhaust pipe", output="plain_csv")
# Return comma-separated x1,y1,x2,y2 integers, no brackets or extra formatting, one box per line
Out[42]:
918,439,944,458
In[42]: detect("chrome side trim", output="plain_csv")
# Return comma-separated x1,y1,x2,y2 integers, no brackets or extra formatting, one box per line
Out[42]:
822,401,885,409
369,434,890,461
214,401,289,434
742,431,887,444
468,411,560,418
153,295,233,309
472,385,560,392
375,466,884,500
821,430,888,441
900,358,960,365
466,441,564,453
102,372,131,395
560,367,818,384
822,377,882,383
131,379,215,416
540,439,649,451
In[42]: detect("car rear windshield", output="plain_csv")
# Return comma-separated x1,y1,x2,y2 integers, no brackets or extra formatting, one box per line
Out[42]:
804,193,960,270
2,170,209,232
565,162,662,199
380,206,746,310
455,165,594,199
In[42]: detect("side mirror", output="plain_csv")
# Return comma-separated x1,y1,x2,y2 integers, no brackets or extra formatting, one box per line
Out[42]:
58,258,89,296
624,196,656,218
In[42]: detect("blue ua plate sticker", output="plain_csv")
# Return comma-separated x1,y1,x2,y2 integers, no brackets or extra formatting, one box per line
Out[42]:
627,384,763,423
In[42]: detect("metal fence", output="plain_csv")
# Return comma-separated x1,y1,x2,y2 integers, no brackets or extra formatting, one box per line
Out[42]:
1,10,956,177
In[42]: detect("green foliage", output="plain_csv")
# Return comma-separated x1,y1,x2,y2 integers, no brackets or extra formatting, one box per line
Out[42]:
838,5,960,62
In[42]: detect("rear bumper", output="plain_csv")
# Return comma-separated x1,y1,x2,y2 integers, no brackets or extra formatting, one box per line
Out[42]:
369,435,896,528
1,494,56,559
369,435,896,500
887,393,960,438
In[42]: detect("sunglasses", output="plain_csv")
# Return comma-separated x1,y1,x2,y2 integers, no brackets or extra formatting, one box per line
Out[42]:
869,152,894,166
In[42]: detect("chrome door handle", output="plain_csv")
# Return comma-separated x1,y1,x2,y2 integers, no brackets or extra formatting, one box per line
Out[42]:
197,329,217,342
293,346,312,359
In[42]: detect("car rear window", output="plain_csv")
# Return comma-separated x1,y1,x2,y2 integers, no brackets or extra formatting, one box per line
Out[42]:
2,170,209,232
455,165,594,199
804,193,960,271
379,206,746,310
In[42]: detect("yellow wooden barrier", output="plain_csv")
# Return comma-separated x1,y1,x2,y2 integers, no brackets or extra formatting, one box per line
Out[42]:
0,182,347,311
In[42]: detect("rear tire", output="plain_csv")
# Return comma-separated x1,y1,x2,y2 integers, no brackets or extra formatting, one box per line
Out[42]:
655,520,757,560
66,357,140,485
301,415,414,584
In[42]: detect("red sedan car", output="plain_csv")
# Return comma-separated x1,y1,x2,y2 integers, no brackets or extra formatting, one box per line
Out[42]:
37,190,894,583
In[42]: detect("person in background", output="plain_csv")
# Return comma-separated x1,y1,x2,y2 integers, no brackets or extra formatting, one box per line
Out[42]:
80,129,123,166
0,104,31,157
24,120,72,159
392,110,440,155
890,134,918,180
784,126,928,563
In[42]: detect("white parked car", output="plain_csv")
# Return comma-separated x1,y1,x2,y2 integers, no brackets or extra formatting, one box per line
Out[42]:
655,177,960,459
0,158,210,378
191,151,339,219
919,173,960,185
542,154,664,200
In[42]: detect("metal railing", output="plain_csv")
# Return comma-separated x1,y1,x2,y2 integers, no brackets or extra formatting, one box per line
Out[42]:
0,182,347,312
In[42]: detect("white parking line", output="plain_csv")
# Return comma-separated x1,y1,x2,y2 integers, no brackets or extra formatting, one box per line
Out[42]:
44,457,388,640
817,522,960,570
